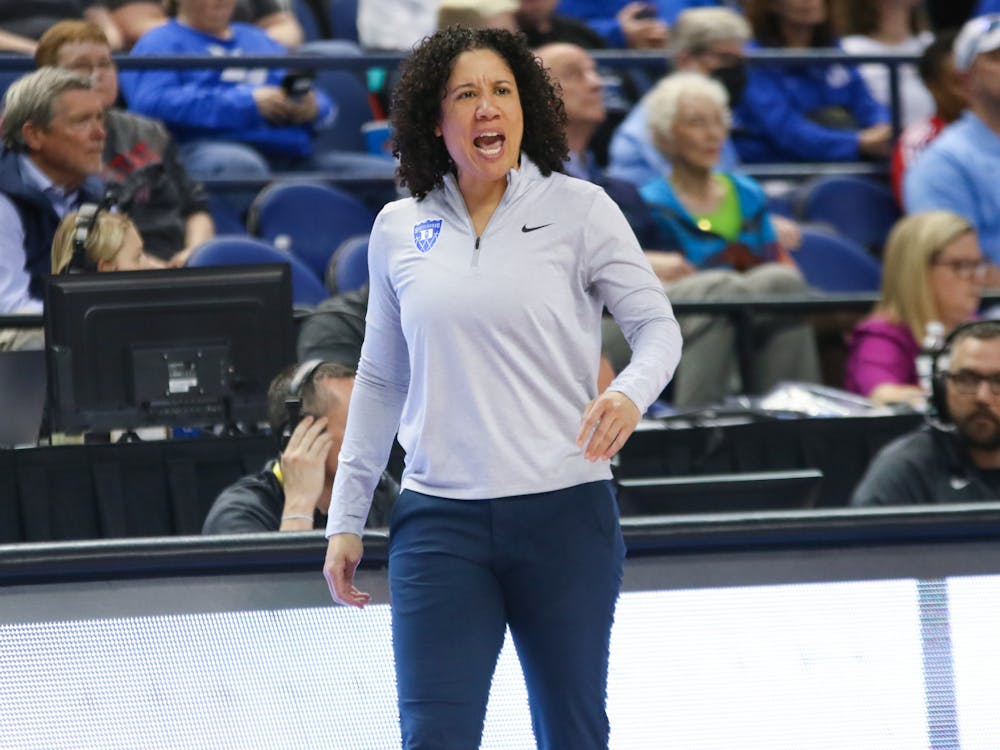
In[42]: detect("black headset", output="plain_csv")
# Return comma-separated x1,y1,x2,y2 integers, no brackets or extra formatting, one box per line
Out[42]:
281,358,325,451
929,320,1000,424
64,187,121,275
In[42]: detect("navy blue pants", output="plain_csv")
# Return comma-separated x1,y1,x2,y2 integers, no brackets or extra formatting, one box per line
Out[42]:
388,480,626,750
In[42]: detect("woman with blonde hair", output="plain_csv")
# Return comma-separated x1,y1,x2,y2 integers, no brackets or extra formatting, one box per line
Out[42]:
844,210,985,405
51,209,161,274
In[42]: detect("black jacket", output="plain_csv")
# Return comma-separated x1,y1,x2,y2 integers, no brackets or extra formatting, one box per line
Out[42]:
851,425,1000,506
202,458,399,534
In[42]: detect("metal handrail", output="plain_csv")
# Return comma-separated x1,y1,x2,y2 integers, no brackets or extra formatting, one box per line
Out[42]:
4,502,1000,585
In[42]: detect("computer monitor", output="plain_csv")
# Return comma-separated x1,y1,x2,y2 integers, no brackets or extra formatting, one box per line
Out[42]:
44,265,294,434
617,469,823,516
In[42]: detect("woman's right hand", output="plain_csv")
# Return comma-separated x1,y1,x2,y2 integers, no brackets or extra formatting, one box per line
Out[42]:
323,533,371,608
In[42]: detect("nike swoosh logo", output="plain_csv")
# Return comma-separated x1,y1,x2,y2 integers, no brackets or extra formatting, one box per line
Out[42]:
521,223,553,233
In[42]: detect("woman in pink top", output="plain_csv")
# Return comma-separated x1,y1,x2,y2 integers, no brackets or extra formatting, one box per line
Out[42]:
844,210,984,405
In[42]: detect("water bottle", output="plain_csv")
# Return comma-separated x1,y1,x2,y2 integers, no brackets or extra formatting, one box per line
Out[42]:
916,320,946,395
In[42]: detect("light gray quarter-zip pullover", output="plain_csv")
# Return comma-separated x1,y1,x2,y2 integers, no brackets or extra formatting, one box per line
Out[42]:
327,156,681,537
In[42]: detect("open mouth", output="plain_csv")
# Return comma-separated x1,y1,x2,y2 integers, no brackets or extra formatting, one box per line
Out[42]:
473,131,505,156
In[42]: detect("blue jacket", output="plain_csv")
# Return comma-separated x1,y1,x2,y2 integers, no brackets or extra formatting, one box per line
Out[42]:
556,0,726,47
0,149,104,299
733,48,888,163
639,171,778,268
121,20,334,158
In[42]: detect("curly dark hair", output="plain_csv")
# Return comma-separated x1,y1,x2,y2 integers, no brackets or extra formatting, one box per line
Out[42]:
390,26,568,200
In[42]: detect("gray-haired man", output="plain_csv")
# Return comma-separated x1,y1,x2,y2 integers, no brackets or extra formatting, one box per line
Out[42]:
0,67,106,318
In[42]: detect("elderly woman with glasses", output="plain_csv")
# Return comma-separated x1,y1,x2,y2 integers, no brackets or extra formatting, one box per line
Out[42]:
605,70,820,407
845,210,985,406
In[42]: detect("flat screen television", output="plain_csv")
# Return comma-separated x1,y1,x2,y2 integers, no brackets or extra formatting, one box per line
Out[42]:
616,469,823,516
44,265,294,434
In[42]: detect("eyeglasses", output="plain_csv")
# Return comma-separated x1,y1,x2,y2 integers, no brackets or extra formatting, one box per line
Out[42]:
66,59,114,74
945,370,1000,395
931,258,989,280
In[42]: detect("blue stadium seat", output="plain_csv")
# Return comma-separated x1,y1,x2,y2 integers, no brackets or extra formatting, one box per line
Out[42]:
328,0,359,41
326,233,369,294
794,229,882,292
187,235,329,306
205,194,247,236
292,0,322,41
796,175,901,254
312,68,373,153
248,181,376,281
766,191,796,219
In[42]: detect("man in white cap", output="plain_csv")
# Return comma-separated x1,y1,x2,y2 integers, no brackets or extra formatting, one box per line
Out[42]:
905,14,1000,283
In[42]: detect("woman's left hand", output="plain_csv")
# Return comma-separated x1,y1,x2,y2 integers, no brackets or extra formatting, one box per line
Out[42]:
577,390,641,462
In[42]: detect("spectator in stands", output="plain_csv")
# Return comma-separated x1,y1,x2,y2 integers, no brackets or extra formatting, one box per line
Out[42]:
608,71,820,405
106,0,303,51
904,15,1000,275
735,0,893,162
891,30,966,205
0,1,122,55
535,42,660,246
121,0,395,190
517,0,606,48
36,20,214,267
844,211,983,406
852,320,1000,506
0,68,106,321
606,7,803,252
202,361,397,533
438,0,519,33
297,283,368,366
555,0,669,49
50,207,161,272
357,0,437,51
607,7,750,187
837,0,935,127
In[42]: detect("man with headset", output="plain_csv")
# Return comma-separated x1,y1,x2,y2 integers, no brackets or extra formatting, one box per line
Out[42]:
852,320,1000,506
202,360,398,534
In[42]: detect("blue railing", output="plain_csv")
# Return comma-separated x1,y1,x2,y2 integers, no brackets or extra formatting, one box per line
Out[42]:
2,47,917,131
0,48,915,180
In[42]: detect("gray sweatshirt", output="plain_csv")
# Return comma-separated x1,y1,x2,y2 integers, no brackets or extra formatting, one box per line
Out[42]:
327,157,681,537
